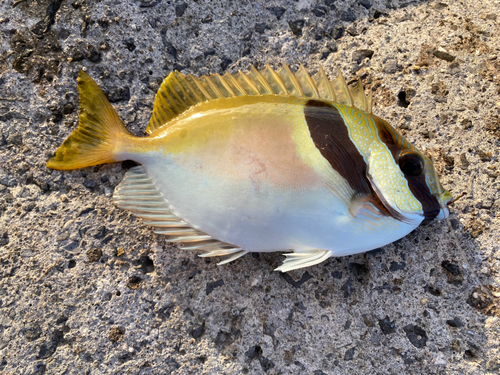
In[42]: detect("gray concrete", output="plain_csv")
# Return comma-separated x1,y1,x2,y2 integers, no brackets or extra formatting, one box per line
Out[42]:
0,0,499,374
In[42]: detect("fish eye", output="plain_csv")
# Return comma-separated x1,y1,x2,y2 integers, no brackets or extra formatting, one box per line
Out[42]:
399,153,424,177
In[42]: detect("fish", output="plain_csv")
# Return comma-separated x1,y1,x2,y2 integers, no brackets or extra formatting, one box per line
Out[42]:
47,64,453,272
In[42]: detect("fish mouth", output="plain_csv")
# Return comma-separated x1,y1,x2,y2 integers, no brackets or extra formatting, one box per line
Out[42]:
435,190,454,220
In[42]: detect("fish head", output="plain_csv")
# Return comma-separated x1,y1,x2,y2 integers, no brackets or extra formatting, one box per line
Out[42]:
364,114,453,222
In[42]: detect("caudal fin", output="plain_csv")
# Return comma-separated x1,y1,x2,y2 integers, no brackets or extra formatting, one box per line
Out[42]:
47,71,132,170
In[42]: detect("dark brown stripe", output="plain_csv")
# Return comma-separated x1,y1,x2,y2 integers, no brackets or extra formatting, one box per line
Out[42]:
372,117,441,219
304,100,396,219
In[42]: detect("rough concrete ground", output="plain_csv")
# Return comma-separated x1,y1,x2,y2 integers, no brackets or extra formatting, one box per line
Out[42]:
0,0,499,374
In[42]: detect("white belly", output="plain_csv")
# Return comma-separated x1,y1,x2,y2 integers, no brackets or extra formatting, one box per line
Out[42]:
140,154,421,255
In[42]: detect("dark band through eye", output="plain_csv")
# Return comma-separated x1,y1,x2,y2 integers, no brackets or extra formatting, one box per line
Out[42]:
399,153,424,177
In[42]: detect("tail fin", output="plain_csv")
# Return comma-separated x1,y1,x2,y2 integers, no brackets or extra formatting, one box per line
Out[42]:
47,71,132,170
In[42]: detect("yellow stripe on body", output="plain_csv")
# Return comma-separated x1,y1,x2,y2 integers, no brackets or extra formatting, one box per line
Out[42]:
334,105,423,214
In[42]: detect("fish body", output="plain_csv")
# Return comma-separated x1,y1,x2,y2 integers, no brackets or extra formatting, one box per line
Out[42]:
48,64,452,271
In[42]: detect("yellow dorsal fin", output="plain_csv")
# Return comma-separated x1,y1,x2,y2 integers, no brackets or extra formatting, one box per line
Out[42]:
146,64,373,134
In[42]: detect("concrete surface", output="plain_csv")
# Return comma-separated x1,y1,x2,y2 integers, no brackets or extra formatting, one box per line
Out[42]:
0,0,499,374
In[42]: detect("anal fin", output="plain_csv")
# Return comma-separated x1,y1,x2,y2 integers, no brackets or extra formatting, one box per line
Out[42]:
275,250,332,272
113,166,245,265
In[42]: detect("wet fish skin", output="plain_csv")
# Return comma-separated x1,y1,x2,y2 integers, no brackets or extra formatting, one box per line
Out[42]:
47,65,452,272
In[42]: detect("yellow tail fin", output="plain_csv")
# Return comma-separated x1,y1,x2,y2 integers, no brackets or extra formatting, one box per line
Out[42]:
47,71,132,170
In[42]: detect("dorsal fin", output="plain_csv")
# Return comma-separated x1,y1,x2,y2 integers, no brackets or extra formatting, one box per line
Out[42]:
146,63,373,134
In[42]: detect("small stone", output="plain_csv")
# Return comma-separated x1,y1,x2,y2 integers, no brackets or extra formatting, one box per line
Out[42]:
477,149,491,161
383,59,400,74
486,355,500,371
56,232,69,241
86,45,101,63
389,261,406,271
460,153,469,169
422,251,434,260
7,132,22,146
433,48,456,62
107,87,130,103
191,321,205,339
201,15,213,23
116,247,125,257
139,255,155,274
352,49,374,63
127,275,142,290
83,179,97,189
99,42,110,51
449,61,460,74
255,23,268,34
139,0,160,7
331,25,344,40
403,324,428,348
340,10,356,22
312,7,326,17
446,317,464,328
87,248,103,262
206,279,224,295
62,103,74,115
289,20,305,36
461,119,473,130
378,316,396,334
220,57,232,71
204,48,215,57
242,46,251,57
441,260,461,276
345,25,359,36
242,32,252,41
109,326,125,342
124,38,136,52
23,326,42,341
267,7,286,20
373,10,388,19
359,0,372,9
344,347,355,361
175,2,188,17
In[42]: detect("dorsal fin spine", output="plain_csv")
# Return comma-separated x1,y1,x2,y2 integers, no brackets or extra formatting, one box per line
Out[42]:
366,90,373,114
240,72,260,95
250,65,273,94
167,84,187,112
265,64,288,95
318,66,335,101
153,90,174,123
331,70,352,107
146,63,373,134
188,75,211,101
216,73,236,96
224,72,246,96
203,76,223,98
284,64,304,96
299,63,320,98
171,73,196,106
181,76,204,102
161,88,180,115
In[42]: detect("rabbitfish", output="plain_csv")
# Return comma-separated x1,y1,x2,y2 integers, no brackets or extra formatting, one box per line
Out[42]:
47,64,452,272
